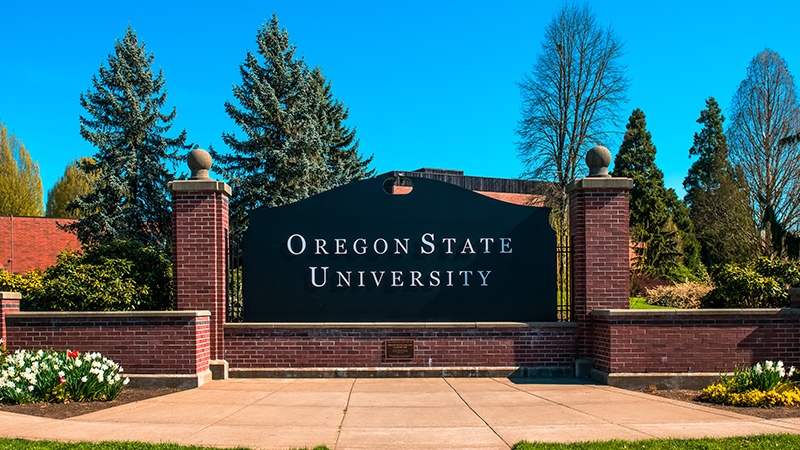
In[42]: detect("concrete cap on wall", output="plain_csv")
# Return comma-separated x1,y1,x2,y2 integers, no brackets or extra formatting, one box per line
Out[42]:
566,177,633,192
586,146,612,178
168,149,232,196
188,149,213,180
565,146,632,193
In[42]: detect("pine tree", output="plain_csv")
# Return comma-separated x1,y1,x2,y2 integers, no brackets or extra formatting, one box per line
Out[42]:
214,15,372,239
46,157,98,218
613,109,700,280
684,97,757,266
0,121,44,216
63,26,189,248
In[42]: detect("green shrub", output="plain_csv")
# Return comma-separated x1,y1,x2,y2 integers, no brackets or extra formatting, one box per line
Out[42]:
703,258,800,308
702,361,800,407
19,240,173,312
26,252,148,311
0,270,43,298
0,348,128,404
77,240,172,310
645,281,712,308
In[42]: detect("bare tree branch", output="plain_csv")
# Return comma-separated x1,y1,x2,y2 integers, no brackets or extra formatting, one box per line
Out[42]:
516,3,629,224
728,49,800,236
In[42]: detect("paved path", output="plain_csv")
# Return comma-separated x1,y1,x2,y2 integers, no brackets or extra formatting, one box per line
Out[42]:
1,377,799,449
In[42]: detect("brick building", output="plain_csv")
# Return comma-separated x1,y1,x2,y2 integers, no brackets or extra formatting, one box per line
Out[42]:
0,216,79,274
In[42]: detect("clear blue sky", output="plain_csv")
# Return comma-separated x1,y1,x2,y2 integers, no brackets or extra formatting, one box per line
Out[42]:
2,0,799,201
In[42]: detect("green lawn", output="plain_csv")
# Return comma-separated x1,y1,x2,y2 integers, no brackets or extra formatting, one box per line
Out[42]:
513,434,800,449
2,435,800,450
630,297,671,309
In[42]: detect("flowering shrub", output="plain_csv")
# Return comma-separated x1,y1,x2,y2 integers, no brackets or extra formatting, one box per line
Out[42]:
645,281,712,308
0,348,129,404
702,360,800,407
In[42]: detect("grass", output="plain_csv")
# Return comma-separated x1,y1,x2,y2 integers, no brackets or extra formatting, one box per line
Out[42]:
630,297,671,309
512,434,800,449
2,436,800,450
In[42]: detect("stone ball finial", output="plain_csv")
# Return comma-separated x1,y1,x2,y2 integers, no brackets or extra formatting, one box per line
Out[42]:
586,145,612,178
187,148,212,180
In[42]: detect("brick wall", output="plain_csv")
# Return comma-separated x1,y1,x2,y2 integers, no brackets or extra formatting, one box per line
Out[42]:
170,180,230,361
224,323,577,369
0,292,20,344
0,216,79,274
568,180,632,359
592,309,800,373
4,311,211,375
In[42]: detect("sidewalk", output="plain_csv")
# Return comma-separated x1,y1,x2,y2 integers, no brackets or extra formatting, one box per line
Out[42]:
1,377,799,449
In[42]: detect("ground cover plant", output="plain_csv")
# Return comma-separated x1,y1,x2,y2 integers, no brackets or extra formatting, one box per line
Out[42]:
0,344,128,404
702,360,800,407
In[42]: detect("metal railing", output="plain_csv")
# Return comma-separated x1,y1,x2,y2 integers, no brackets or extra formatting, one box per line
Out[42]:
556,234,573,321
226,232,243,323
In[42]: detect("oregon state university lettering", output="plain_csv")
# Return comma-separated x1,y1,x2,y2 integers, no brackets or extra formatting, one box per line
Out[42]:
284,233,512,288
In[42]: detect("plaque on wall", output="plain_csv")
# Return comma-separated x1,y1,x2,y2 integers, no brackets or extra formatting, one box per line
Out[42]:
385,339,415,360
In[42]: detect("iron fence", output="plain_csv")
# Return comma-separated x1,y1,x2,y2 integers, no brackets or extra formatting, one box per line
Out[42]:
226,231,243,323
556,234,573,321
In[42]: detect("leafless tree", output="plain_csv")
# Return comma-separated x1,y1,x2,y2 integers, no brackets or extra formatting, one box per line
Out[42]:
728,49,800,237
516,2,629,232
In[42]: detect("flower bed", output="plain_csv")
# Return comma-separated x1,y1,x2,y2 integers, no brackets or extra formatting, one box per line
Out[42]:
702,360,800,407
0,340,129,404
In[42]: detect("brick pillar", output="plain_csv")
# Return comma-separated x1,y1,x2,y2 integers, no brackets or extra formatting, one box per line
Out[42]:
567,146,632,360
168,150,231,370
0,291,21,345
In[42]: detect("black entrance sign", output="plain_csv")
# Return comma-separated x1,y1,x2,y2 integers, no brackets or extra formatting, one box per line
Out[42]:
242,176,556,322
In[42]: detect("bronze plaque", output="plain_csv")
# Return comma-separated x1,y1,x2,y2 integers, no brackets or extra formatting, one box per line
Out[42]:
385,339,415,360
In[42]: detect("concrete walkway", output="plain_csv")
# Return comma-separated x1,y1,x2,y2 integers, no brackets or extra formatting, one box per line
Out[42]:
1,378,800,449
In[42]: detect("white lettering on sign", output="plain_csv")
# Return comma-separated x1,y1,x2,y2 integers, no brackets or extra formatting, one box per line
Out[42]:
307,268,493,288
287,233,512,289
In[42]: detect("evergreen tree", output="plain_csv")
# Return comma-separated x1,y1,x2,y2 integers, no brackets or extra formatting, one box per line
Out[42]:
46,157,98,218
613,109,700,280
64,26,189,248
214,15,373,240
0,121,44,216
684,97,757,266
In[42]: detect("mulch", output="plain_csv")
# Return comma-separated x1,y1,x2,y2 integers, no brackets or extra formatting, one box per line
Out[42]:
0,387,182,420
645,388,800,420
